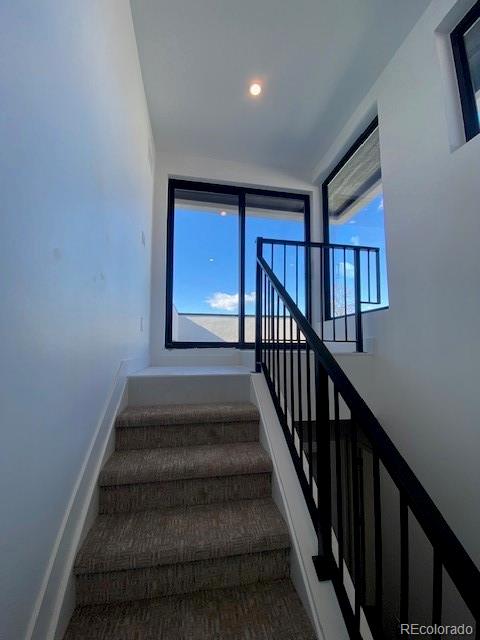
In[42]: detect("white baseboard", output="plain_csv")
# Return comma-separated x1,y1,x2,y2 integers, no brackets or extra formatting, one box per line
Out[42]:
250,373,349,640
26,354,149,640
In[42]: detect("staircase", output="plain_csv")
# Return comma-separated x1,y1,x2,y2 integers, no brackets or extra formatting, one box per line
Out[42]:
64,402,316,639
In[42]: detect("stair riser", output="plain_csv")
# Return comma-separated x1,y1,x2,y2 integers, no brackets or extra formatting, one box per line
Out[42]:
76,549,290,606
116,421,259,451
99,474,272,514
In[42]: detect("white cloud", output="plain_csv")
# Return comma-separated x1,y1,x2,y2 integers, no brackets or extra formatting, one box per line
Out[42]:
350,235,360,246
337,261,355,278
206,291,255,311
377,197,384,211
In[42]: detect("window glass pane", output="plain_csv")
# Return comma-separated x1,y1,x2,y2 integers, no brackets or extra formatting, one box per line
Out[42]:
327,127,381,220
326,124,389,313
464,16,480,120
172,190,239,342
244,194,306,342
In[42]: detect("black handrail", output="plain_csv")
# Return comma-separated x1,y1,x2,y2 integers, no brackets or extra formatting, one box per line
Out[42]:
260,237,382,253
255,245,480,638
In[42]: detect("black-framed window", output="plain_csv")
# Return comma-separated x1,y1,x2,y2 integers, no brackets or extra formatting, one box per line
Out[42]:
322,117,389,316
451,1,480,142
165,179,310,348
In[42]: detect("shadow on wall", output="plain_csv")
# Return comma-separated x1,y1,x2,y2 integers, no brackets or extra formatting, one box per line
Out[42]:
177,315,224,342
172,305,227,341
172,306,256,342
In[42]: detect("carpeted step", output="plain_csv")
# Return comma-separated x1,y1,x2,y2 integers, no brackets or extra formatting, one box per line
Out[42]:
74,498,290,605
99,442,272,513
116,402,260,450
64,579,317,640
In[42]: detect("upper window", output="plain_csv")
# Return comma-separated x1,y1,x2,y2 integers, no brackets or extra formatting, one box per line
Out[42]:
322,118,389,314
451,1,480,142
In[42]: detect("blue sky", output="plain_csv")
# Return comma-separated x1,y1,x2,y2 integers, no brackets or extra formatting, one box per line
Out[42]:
328,192,389,311
173,193,388,315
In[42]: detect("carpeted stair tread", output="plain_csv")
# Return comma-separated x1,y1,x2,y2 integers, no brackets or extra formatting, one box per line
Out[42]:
99,472,272,514
116,402,259,428
99,442,272,487
64,579,317,640
75,498,289,575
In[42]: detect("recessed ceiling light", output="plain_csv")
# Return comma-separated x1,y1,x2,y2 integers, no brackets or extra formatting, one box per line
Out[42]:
249,82,262,97
220,210,227,216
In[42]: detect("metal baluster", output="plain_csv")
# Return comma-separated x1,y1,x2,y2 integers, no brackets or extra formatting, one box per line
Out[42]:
276,293,280,399
272,288,276,391
373,451,383,630
354,249,363,352
268,281,272,378
314,355,332,579
368,250,371,303
320,246,324,340
297,324,303,460
432,550,442,639
343,247,347,341
306,242,312,322
376,249,381,304
263,271,267,366
358,443,366,620
290,315,295,439
351,424,362,629
400,493,409,625
283,301,287,416
306,343,313,488
334,390,344,573
332,248,336,341
255,241,263,373
295,245,299,305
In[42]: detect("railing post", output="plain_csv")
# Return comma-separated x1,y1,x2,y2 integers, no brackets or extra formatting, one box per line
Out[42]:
313,354,334,580
354,249,364,353
255,238,264,373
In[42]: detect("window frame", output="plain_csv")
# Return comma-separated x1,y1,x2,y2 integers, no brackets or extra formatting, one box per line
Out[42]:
165,178,311,349
451,0,480,143
321,116,379,246
321,116,388,319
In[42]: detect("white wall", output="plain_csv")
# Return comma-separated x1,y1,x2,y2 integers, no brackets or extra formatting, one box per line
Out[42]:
150,152,320,364
314,0,480,567
0,2,154,638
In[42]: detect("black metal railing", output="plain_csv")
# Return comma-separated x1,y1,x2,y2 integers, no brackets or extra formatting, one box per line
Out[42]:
259,238,381,352
255,243,480,639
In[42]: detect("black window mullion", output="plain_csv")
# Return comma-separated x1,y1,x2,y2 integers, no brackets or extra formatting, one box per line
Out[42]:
165,181,175,346
239,190,246,346
304,195,312,323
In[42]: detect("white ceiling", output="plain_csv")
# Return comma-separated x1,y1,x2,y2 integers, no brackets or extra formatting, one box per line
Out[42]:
130,0,431,178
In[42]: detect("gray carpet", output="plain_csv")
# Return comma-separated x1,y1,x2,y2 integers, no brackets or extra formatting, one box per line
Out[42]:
64,402,317,639
98,441,273,514
64,579,317,640
99,471,272,514
100,441,272,485
116,402,260,427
